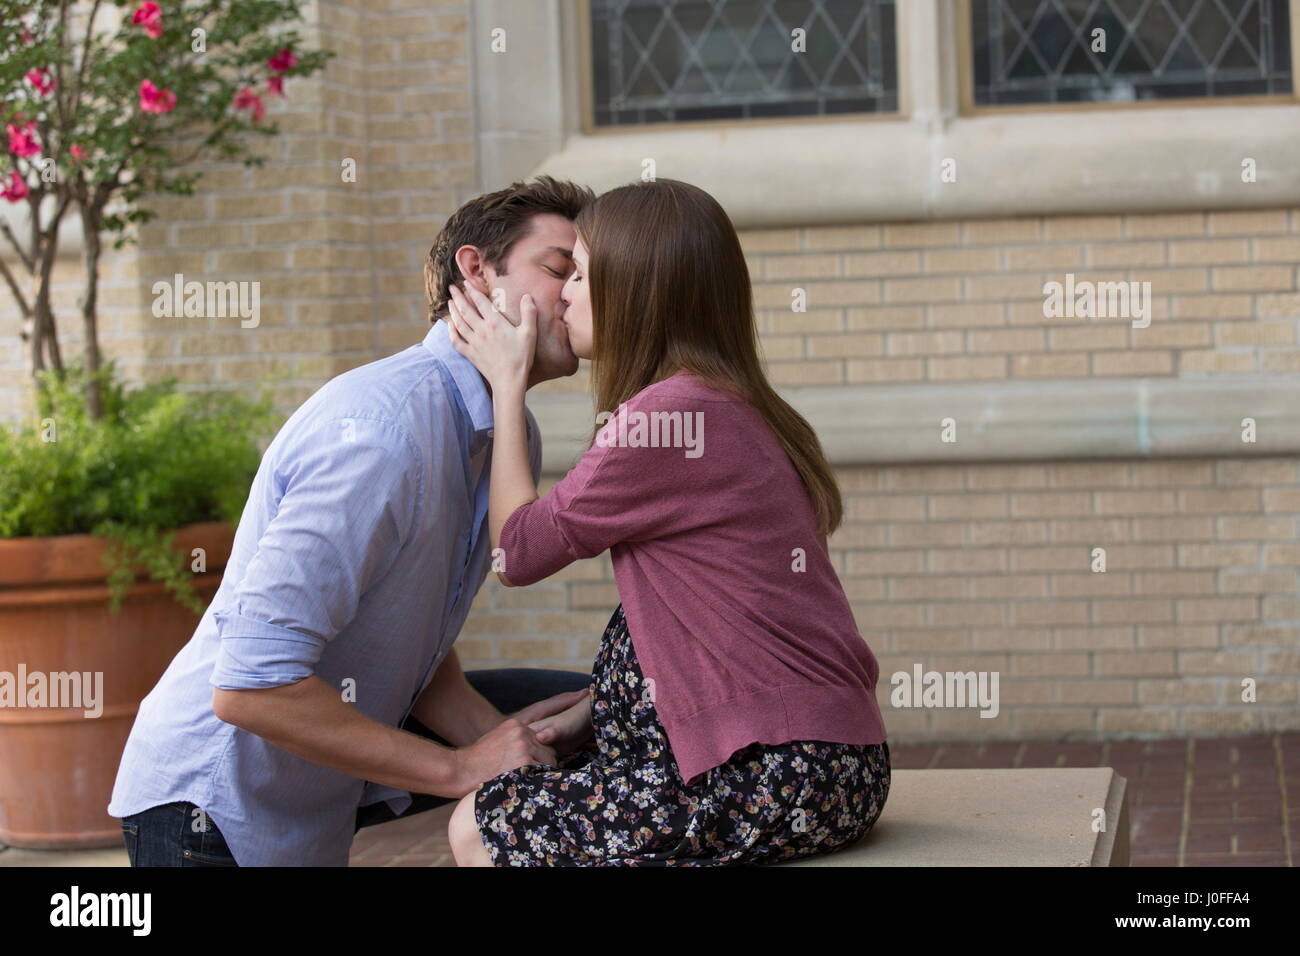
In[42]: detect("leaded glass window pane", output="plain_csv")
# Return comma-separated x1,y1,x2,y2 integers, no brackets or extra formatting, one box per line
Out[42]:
970,0,1294,104
589,0,898,126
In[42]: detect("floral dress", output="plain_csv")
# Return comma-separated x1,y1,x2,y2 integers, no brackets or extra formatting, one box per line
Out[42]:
472,604,890,866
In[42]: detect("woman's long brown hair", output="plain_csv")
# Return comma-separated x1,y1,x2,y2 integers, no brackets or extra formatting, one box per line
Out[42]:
573,178,843,535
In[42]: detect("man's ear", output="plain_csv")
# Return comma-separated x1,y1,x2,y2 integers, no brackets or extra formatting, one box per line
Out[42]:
452,245,493,296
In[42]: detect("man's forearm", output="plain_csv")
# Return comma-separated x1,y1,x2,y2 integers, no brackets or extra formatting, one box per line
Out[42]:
410,648,504,746
213,675,470,798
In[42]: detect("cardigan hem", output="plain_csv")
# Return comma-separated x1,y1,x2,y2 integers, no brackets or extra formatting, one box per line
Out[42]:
663,682,888,785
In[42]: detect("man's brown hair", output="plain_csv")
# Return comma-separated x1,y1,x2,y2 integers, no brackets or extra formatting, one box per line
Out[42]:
423,175,596,324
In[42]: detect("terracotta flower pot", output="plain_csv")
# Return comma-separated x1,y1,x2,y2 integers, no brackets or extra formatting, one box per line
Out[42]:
0,521,232,849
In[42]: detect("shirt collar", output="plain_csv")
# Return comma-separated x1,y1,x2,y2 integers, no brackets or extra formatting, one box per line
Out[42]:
422,320,494,445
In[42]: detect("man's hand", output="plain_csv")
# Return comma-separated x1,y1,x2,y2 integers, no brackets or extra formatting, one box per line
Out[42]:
453,718,558,793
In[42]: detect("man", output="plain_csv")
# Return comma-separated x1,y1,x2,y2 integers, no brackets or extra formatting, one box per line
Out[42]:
109,175,598,866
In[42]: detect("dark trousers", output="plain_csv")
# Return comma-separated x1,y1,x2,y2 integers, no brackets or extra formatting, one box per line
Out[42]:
119,667,591,866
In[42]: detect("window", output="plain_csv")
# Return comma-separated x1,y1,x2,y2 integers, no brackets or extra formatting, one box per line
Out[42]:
968,0,1294,106
585,0,898,127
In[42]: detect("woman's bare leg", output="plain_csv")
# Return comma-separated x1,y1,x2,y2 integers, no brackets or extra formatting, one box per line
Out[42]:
448,791,493,866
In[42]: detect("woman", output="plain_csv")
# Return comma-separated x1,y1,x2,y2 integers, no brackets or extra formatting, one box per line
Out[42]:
444,178,889,866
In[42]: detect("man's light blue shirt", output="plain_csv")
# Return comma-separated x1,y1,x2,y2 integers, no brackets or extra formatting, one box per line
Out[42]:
108,321,542,866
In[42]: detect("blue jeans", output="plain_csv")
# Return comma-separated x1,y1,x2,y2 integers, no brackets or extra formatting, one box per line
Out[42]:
119,667,591,866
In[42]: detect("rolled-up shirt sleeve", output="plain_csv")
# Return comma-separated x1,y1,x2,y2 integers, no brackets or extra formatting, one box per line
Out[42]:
210,417,423,690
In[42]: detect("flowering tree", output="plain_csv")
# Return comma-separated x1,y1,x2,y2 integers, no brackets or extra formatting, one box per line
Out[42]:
0,1,330,417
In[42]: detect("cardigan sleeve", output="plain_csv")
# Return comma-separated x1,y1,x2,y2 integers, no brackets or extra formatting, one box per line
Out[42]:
497,414,685,586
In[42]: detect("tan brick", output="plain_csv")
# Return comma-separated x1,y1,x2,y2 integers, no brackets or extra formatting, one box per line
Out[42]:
967,273,1046,301
1060,680,1137,704
962,218,1041,244
884,276,961,304
1133,570,1217,594
1171,294,1253,320
1087,241,1168,269
929,302,1005,328
804,333,883,358
846,305,926,330
1131,516,1215,541
1096,491,1178,515
1219,516,1297,540
801,280,883,307
1262,351,1300,371
1219,570,1298,594
1207,209,1290,235
1095,650,1177,675
1049,518,1128,543
922,248,1000,273
1124,213,1206,238
1215,322,1295,346
927,355,1007,381
966,465,1049,490
1130,460,1214,487
928,549,1007,573
885,330,964,355
1011,492,1093,518
1137,625,1219,649
1179,650,1258,674
846,550,925,575
1014,601,1089,625
1011,353,1089,377
767,309,843,333
882,222,961,248
764,254,842,280
846,357,925,383
847,495,928,521
802,226,881,252
1129,321,1210,348
970,576,1050,600
767,360,843,385
1006,245,1085,271
1211,266,1294,292
1253,236,1300,262
1011,653,1091,677
843,251,921,277
1137,680,1219,705
1047,325,1128,350
1168,239,1250,265
1179,350,1257,373
1045,216,1124,241
1092,350,1175,376
1051,572,1132,597
888,523,966,547
966,328,1046,353
1218,460,1298,485
1058,627,1136,650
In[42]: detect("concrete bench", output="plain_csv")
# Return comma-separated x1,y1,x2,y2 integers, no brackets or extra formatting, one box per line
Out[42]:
783,767,1130,866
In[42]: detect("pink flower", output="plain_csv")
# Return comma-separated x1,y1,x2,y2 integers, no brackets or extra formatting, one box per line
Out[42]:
132,2,163,39
139,79,177,114
69,144,86,162
1,171,29,202
267,47,297,73
6,121,40,158
25,67,56,97
234,87,265,122
267,74,284,97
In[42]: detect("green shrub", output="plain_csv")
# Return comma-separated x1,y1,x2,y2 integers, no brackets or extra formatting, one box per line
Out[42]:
0,362,275,612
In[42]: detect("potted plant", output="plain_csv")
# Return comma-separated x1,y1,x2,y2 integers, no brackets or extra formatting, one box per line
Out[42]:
0,1,329,848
